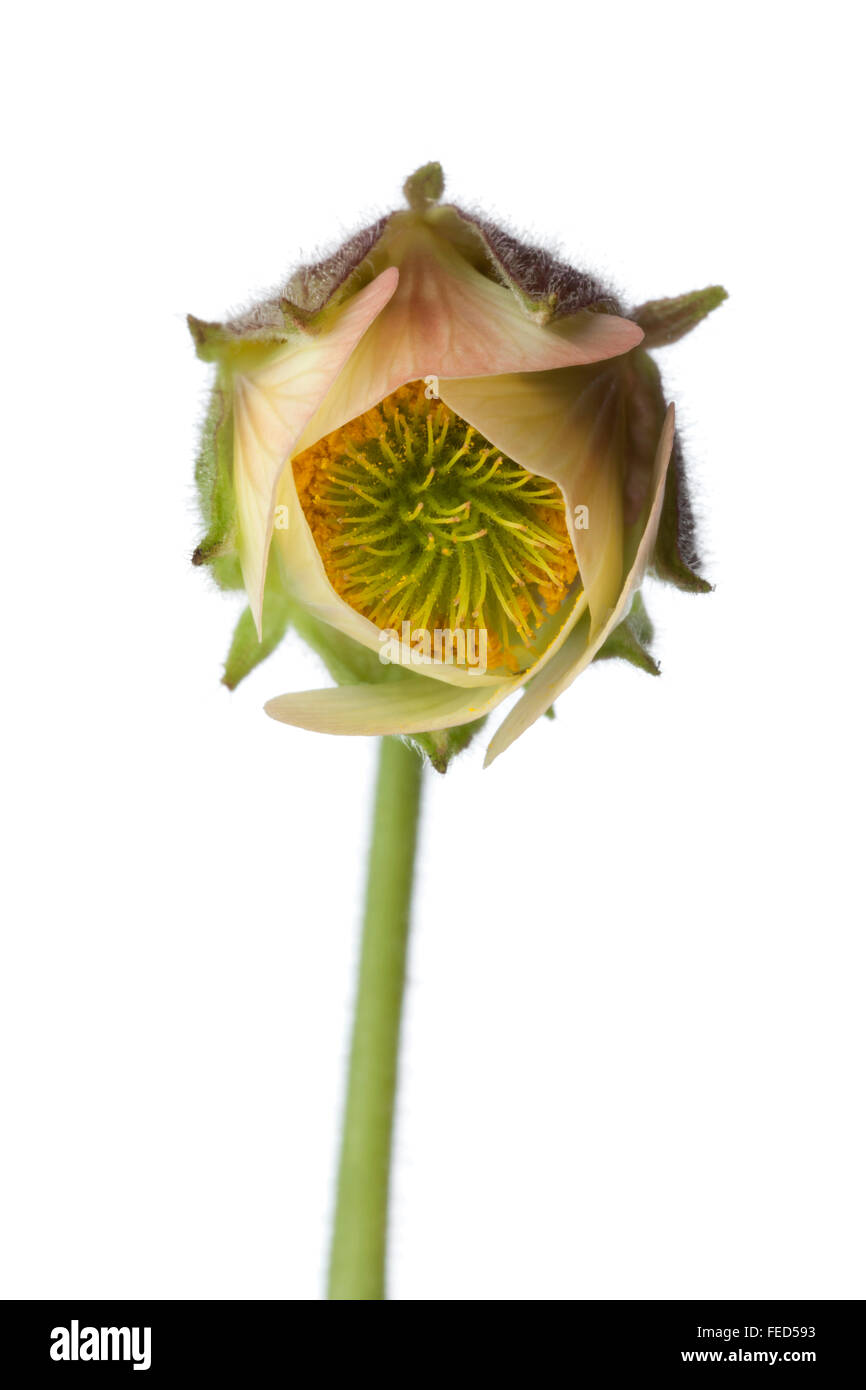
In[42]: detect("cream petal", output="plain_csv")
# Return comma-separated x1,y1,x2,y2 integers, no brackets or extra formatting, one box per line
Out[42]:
232,268,399,634
438,366,628,637
483,405,676,767
293,224,643,453
264,670,511,737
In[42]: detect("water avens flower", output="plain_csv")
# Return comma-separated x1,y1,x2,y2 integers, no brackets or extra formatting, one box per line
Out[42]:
292,381,578,672
190,161,724,770
189,164,724,1301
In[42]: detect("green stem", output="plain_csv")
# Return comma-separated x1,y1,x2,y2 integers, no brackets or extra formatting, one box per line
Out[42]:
327,736,424,1300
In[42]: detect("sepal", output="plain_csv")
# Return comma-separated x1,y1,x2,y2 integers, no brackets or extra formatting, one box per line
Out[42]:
192,377,239,584
633,286,727,349
280,217,390,317
404,717,488,774
624,351,712,593
187,311,296,365
595,592,659,675
223,570,294,690
403,161,444,211
653,432,713,593
444,207,621,324
188,218,393,366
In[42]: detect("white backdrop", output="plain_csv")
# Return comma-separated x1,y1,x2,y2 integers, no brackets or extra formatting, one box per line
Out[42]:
2,1,863,1300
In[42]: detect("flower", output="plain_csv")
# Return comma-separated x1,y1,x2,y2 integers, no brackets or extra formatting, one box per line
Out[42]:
190,163,725,769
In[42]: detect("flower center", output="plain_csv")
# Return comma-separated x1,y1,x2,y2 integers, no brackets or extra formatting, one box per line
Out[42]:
292,381,579,671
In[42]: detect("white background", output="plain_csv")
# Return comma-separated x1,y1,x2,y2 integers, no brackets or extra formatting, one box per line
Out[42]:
2,2,863,1301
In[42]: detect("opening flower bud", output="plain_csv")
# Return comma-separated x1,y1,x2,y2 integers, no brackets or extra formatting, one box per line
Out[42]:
190,162,724,766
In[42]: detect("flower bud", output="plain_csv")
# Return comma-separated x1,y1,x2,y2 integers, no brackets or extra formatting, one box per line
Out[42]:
190,163,724,767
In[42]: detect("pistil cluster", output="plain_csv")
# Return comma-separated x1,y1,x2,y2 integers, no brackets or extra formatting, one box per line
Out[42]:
293,382,579,670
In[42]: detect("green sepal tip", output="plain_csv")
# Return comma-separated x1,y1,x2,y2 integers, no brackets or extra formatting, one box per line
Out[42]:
634,285,727,349
596,592,660,676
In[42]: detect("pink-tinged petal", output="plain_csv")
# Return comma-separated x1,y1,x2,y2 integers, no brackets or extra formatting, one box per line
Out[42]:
232,268,399,634
264,671,511,737
439,366,628,638
293,224,643,453
483,406,676,767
